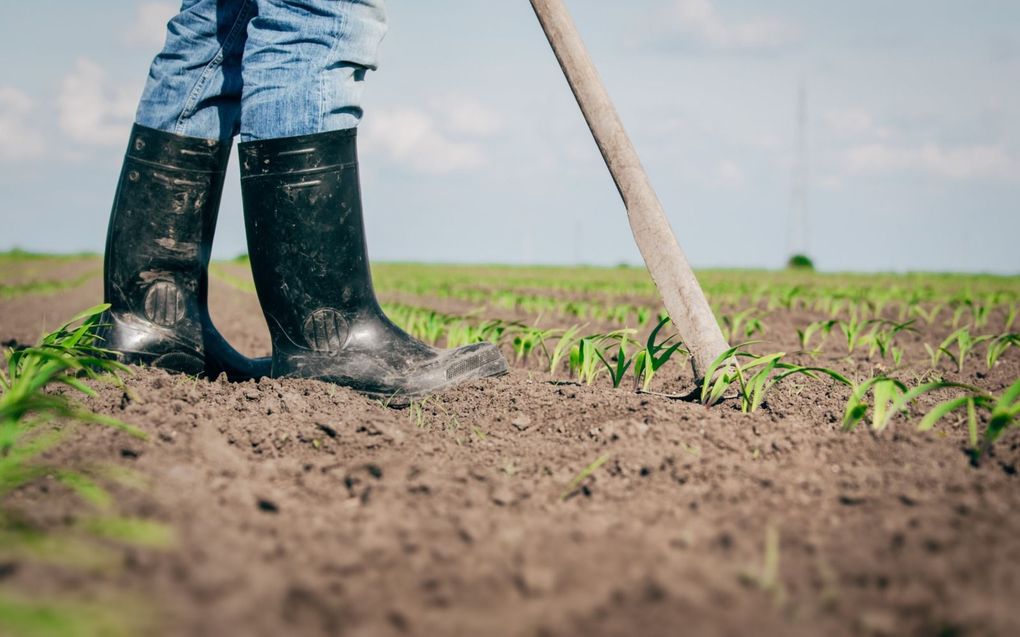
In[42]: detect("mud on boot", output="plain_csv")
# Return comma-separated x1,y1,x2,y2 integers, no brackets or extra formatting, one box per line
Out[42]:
100,124,269,381
239,128,509,403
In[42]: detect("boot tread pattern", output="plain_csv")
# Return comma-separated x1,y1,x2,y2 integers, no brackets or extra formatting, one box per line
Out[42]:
446,347,504,380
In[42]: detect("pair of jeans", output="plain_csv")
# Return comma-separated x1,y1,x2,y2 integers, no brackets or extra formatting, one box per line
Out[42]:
135,0,387,142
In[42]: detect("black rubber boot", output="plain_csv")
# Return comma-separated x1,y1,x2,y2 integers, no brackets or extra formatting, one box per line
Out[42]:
99,124,269,381
239,128,508,403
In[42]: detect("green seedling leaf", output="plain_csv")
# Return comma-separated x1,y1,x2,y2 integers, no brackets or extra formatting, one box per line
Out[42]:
561,453,611,500
55,471,113,511
77,516,176,550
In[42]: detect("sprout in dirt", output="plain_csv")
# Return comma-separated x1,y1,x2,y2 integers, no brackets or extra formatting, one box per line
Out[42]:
918,378,1020,462
633,316,687,393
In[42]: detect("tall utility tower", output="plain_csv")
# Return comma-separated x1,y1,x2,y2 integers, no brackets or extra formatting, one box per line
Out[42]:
788,79,811,263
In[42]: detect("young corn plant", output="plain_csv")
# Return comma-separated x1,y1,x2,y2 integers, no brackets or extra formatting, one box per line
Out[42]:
911,302,944,327
841,377,976,432
0,306,169,637
595,331,636,389
867,319,917,361
720,308,767,343
951,299,990,329
635,306,652,328
918,378,1020,461
569,337,603,386
699,344,851,413
547,324,584,376
938,327,993,374
633,316,687,392
986,333,1019,369
947,295,974,328
569,330,631,386
839,313,877,354
796,319,837,356
443,319,507,349
1,305,142,500
419,311,450,346
560,453,611,500
511,325,548,363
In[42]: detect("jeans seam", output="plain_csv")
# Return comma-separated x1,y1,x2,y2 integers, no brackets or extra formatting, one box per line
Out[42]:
175,0,255,136
320,2,352,133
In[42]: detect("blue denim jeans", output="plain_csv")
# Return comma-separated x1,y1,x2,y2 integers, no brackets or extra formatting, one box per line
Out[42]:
135,0,387,142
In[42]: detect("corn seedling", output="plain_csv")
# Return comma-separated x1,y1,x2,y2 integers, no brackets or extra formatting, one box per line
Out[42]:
560,453,611,500
595,331,636,388
841,377,976,432
0,305,164,637
444,319,508,349
512,325,548,363
938,327,993,374
699,344,851,412
918,379,1020,460
569,330,630,386
797,319,837,355
720,308,767,343
1,304,139,462
0,304,147,509
635,306,652,328
986,333,1019,369
839,313,877,354
633,316,687,392
547,324,584,375
911,303,944,326
0,594,142,637
949,298,990,329
891,347,904,367
867,319,917,360
743,525,785,606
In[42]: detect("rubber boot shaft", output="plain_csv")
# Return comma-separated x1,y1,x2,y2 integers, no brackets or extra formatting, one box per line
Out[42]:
101,123,269,380
239,129,507,402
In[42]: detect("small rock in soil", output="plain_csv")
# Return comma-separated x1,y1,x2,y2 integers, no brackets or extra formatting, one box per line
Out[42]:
511,415,532,431
515,564,556,597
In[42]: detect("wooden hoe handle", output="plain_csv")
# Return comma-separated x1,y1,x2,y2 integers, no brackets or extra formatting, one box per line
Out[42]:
528,0,730,379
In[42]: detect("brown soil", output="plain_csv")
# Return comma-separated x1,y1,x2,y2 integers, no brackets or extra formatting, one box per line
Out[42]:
2,269,1020,637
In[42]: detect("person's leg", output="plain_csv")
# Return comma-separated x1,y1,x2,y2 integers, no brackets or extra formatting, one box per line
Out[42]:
238,1,508,402
239,0,387,140
136,0,255,140
101,0,268,380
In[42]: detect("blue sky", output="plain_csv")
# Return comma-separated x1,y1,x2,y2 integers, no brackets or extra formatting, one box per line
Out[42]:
1,0,1018,273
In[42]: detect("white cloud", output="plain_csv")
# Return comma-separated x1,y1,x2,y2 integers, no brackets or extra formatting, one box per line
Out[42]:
0,87,46,162
824,109,891,141
362,103,496,174
708,159,745,189
428,96,504,137
58,58,138,147
847,143,1020,182
660,0,799,51
123,1,176,49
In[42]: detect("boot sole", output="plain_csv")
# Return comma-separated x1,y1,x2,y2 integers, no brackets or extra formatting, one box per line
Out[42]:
314,358,511,407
